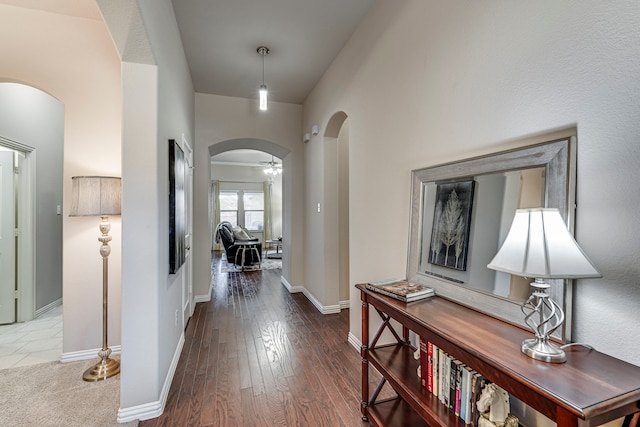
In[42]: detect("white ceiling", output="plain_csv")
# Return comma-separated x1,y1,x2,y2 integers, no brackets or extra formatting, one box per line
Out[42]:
172,0,377,104
173,0,377,164
4,0,377,164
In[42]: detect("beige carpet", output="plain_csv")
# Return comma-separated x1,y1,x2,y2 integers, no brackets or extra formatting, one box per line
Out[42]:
0,358,138,427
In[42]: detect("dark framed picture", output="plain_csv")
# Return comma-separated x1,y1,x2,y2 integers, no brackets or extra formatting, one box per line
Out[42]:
428,180,475,270
169,139,186,274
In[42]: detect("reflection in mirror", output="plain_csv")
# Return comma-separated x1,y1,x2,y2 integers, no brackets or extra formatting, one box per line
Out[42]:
419,168,545,302
407,137,576,341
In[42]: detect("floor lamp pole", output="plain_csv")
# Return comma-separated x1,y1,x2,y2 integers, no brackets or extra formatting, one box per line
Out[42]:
83,215,120,382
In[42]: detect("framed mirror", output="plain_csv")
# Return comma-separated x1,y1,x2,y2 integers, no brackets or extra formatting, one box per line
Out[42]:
407,137,576,341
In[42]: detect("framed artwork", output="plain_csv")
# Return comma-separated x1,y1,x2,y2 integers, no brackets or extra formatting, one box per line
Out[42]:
428,180,475,270
169,139,186,274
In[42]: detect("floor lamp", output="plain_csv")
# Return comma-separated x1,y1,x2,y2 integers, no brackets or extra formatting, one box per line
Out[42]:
70,176,121,381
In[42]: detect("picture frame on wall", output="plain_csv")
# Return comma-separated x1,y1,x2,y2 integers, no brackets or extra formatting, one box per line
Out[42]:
169,139,186,274
428,180,475,271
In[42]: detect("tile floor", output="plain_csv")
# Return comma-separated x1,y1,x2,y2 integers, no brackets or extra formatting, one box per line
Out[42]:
0,304,62,370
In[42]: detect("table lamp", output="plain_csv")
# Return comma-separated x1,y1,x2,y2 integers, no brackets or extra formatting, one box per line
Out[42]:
487,208,601,363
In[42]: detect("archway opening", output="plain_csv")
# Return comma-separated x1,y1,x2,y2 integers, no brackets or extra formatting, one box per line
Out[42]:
209,139,291,277
324,111,350,307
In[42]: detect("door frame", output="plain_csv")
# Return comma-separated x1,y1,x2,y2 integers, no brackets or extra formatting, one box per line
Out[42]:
0,136,35,323
182,134,194,327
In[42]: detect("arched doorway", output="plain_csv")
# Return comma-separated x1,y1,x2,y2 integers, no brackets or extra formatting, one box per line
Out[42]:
0,82,64,367
325,112,350,308
209,139,291,279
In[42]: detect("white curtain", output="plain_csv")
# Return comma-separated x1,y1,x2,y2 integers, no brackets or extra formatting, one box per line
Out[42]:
211,180,221,250
263,180,272,243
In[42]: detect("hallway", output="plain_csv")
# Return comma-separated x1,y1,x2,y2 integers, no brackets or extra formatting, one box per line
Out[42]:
140,253,372,427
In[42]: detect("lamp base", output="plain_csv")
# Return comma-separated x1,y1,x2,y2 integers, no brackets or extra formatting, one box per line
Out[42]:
82,356,121,382
521,337,566,363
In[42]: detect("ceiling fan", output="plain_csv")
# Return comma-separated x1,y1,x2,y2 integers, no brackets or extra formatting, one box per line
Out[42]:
260,156,282,175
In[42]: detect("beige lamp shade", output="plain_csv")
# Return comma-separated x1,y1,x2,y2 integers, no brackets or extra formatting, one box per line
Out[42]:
69,176,121,217
487,208,601,279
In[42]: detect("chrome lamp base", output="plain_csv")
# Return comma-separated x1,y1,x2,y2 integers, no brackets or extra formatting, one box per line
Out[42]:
521,278,566,364
521,336,566,363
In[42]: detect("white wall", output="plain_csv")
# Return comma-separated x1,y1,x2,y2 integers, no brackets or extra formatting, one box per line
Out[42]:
194,94,303,299
304,0,640,366
101,0,196,416
0,2,123,354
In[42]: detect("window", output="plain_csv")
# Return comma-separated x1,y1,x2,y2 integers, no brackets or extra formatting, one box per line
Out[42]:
243,191,264,231
219,191,238,227
219,189,264,231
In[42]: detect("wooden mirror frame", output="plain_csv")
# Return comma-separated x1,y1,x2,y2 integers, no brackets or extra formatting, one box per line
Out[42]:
406,137,576,341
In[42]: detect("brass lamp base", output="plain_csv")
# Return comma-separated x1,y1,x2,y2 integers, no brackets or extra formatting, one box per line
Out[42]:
83,356,120,382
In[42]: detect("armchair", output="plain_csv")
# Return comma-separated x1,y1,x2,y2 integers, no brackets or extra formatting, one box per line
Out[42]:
215,221,262,266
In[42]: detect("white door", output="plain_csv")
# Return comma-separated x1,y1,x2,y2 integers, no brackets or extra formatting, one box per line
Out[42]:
183,138,194,327
0,151,16,324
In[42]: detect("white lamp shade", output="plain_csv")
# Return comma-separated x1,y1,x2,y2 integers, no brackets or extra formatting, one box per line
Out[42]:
259,84,268,111
487,208,601,279
69,176,121,216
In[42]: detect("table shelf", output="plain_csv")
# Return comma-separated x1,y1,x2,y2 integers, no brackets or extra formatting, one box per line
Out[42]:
357,284,640,427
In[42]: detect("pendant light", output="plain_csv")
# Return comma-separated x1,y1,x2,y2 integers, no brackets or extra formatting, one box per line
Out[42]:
257,46,270,111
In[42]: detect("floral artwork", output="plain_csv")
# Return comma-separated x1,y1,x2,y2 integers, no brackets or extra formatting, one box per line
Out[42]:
428,180,475,270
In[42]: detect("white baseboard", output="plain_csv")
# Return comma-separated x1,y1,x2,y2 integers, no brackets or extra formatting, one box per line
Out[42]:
194,293,210,303
60,345,122,363
35,298,62,318
339,300,350,310
280,276,303,293
347,331,361,352
117,333,185,423
280,277,343,315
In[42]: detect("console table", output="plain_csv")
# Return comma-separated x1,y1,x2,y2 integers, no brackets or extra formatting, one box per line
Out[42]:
357,284,640,427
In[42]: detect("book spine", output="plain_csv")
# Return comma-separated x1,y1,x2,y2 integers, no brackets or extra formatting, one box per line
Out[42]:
470,374,487,427
443,353,451,408
432,344,439,397
449,358,459,412
469,373,478,427
462,369,475,424
454,361,463,416
438,349,446,405
425,340,432,391
364,284,406,302
419,338,428,389
459,365,468,420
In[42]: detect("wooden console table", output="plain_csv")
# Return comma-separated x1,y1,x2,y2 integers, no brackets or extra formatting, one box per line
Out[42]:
357,284,640,427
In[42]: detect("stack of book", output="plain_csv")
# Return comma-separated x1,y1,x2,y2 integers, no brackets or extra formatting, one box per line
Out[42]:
364,280,434,302
419,338,489,426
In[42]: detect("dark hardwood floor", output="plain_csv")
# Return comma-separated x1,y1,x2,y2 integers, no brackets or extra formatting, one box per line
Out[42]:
139,252,377,427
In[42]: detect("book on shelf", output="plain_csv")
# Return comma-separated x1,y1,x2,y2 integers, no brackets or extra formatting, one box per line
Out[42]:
431,343,439,397
470,373,488,427
453,359,463,415
422,340,504,426
420,338,429,390
460,366,474,423
442,353,451,408
364,279,434,302
425,340,433,392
